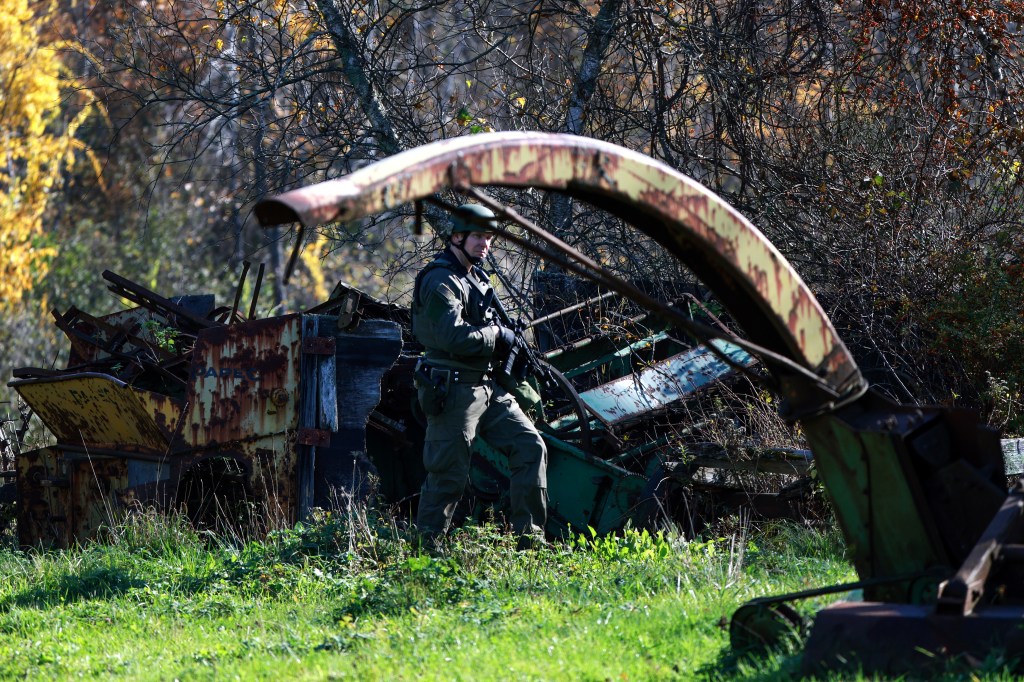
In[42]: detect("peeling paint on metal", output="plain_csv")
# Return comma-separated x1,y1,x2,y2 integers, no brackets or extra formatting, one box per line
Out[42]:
187,315,303,446
255,132,862,399
12,374,178,450
579,340,756,426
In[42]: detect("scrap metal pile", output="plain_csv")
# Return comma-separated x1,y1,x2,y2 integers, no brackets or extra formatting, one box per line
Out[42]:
10,132,1024,674
4,267,405,546
2,262,812,547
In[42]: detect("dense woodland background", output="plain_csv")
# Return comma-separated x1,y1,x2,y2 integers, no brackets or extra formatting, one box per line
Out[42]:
3,0,1024,433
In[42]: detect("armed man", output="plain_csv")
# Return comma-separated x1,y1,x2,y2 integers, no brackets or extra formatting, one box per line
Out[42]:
411,203,548,550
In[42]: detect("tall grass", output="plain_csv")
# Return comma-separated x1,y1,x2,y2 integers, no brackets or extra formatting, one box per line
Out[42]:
0,506,1013,680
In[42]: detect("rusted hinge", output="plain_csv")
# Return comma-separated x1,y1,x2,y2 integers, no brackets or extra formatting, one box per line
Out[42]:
302,337,336,355
297,429,332,447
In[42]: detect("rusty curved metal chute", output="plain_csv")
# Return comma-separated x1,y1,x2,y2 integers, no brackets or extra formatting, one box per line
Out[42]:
255,131,864,413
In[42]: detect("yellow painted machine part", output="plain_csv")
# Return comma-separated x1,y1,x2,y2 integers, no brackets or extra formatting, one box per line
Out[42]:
13,374,179,450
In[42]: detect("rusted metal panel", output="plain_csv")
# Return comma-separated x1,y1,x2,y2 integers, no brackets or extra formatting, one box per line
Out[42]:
67,307,162,365
56,303,200,368
16,446,70,547
255,132,862,400
186,315,303,447
133,390,187,441
175,435,299,530
302,337,336,355
245,432,299,527
11,374,181,451
297,429,332,446
10,274,356,543
66,454,128,542
19,445,182,547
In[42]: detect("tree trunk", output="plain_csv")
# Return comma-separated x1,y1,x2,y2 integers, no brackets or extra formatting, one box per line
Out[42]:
315,0,403,157
550,0,624,236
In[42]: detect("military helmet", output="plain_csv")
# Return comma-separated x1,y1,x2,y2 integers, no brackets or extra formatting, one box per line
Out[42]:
449,203,498,236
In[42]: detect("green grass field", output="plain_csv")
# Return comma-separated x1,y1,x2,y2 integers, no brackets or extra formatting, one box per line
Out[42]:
0,510,1016,681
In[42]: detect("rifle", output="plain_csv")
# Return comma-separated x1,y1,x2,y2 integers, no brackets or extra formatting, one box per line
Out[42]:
480,288,557,390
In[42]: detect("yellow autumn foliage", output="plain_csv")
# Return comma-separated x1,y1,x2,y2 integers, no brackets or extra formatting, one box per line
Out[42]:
298,231,331,302
0,0,65,313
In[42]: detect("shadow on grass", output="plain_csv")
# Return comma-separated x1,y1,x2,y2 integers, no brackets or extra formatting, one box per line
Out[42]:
698,643,803,681
1,559,257,613
0,563,150,610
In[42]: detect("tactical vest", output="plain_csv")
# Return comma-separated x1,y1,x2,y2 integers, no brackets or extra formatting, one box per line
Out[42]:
412,250,496,370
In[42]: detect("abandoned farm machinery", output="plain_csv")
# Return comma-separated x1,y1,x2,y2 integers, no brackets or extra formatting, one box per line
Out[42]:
3,132,1024,673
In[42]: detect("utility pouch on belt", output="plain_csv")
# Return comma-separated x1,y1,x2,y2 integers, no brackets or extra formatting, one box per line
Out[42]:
414,359,450,416
498,372,544,420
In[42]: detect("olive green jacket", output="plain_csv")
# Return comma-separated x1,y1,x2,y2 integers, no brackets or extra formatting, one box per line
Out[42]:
412,249,499,372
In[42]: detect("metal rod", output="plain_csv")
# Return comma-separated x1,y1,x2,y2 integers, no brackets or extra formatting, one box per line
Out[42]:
546,323,661,374
103,270,217,329
414,200,424,235
542,335,599,360
283,225,305,285
460,188,800,393
680,292,731,334
528,291,618,329
433,188,863,414
740,570,939,610
248,263,266,320
230,261,251,325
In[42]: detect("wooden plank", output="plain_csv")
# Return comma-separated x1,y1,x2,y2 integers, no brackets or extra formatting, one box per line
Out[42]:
296,316,319,520
333,320,404,430
318,352,339,432
311,319,403,506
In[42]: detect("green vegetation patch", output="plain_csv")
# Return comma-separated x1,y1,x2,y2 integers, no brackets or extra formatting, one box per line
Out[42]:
0,512,974,681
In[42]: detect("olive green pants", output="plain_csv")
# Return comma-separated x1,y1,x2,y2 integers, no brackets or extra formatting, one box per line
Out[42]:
417,379,547,536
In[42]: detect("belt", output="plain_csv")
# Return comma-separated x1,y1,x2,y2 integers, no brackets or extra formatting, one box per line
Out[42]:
421,364,490,385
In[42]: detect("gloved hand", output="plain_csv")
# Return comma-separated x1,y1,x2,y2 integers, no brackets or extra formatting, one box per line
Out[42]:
493,325,517,360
